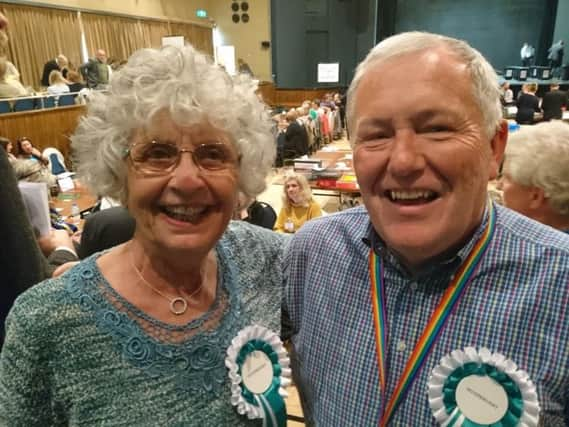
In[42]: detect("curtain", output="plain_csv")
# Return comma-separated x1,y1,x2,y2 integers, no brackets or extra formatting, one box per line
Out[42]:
81,13,148,64
0,3,81,89
82,14,212,62
0,3,213,88
169,22,213,57
139,20,171,49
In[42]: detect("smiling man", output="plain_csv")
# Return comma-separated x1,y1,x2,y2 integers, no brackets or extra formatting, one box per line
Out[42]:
284,32,569,426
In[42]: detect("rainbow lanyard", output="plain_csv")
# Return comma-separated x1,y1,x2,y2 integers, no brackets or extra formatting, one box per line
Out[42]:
369,203,496,426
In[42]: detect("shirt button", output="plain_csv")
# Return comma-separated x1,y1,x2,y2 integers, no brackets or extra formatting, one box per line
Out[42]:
396,340,407,352
410,282,418,291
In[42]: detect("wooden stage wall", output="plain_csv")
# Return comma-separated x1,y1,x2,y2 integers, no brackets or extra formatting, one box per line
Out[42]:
0,105,85,167
258,82,340,108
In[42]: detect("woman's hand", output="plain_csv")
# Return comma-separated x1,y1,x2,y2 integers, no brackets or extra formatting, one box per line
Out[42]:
31,147,49,165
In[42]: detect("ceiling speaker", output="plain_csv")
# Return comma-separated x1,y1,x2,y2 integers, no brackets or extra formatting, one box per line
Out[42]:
241,13,249,23
232,13,240,23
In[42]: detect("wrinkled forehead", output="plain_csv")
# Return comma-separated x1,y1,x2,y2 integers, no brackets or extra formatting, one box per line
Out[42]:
364,48,469,83
132,109,232,145
355,48,474,108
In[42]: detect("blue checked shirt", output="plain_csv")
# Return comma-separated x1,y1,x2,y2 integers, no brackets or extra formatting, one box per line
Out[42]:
284,204,569,426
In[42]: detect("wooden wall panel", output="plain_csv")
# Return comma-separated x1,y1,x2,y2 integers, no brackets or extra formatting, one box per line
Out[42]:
257,82,276,106
0,106,86,167
256,83,341,108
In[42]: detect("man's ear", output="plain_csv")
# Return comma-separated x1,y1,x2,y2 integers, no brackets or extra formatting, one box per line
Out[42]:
529,186,546,210
489,120,508,180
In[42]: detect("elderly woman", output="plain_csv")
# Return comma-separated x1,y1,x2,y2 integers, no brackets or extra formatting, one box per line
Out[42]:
0,45,286,425
500,121,569,233
274,172,322,233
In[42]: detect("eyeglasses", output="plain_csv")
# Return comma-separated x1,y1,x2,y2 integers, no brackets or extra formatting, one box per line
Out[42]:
126,140,239,175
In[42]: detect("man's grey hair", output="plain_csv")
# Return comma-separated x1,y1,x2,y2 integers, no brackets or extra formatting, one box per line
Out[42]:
504,121,569,216
56,54,68,65
346,31,502,143
72,44,275,204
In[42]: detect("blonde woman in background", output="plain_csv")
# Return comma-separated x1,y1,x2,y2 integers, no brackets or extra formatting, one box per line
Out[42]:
275,172,322,233
47,69,70,95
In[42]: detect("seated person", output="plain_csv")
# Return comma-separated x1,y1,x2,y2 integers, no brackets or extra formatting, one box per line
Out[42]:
499,120,569,233
0,136,16,160
0,58,28,98
6,137,56,186
66,70,86,93
17,137,48,164
275,172,322,233
542,83,567,121
500,81,514,105
284,110,309,157
47,70,70,96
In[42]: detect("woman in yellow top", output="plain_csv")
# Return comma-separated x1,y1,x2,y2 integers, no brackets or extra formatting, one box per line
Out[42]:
275,172,322,233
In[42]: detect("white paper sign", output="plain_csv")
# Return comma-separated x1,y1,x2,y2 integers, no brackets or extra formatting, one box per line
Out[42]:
318,63,339,83
216,45,236,75
161,36,185,48
58,176,75,192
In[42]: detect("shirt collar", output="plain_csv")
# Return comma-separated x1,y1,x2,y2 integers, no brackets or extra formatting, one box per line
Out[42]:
362,203,491,279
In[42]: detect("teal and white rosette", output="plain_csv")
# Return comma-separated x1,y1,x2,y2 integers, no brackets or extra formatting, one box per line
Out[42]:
427,347,540,427
225,325,291,427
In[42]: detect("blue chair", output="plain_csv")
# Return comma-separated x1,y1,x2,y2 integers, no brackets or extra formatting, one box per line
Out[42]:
43,96,56,108
42,147,68,175
58,94,75,107
0,100,11,113
13,98,36,112
49,153,66,175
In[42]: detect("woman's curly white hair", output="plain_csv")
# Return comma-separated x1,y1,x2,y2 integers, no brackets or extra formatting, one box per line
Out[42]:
504,121,569,216
71,44,274,204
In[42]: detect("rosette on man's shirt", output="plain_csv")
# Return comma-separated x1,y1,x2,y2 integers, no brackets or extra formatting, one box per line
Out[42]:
427,347,540,426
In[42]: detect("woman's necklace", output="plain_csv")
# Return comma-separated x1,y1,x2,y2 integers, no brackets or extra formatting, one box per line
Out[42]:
130,251,205,316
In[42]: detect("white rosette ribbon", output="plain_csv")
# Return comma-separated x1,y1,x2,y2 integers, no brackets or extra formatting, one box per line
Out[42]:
225,325,291,427
427,347,540,427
